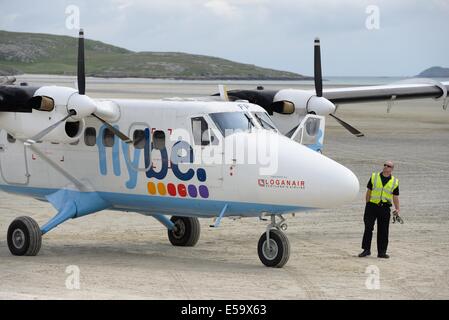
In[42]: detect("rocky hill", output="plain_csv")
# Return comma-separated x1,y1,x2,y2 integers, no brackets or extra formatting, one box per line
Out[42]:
416,66,449,78
0,30,309,80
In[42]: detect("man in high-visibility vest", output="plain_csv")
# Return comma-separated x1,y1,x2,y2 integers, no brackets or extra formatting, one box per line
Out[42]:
359,160,400,259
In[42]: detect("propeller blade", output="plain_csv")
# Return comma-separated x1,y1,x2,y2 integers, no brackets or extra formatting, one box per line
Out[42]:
24,110,76,146
329,113,364,137
92,113,133,144
218,84,229,101
77,29,85,95
314,38,323,97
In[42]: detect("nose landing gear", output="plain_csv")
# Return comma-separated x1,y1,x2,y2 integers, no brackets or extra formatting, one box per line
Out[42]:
257,215,290,268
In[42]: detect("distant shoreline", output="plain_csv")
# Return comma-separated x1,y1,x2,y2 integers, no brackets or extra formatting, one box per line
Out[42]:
2,73,313,81
11,74,447,87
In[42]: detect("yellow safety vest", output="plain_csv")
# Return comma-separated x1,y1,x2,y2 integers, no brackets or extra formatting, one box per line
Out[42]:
369,172,399,205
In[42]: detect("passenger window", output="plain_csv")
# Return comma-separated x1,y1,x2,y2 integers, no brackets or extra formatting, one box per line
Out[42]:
84,127,97,146
153,130,165,150
133,130,146,149
103,128,115,147
192,117,210,146
7,133,16,143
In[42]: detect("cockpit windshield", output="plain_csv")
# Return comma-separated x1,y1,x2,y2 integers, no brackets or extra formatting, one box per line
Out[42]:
209,112,254,136
252,112,278,131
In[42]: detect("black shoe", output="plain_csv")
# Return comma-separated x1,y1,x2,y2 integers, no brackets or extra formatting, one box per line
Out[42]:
378,253,390,259
358,250,371,257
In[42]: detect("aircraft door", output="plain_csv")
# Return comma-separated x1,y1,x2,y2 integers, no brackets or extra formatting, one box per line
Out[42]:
190,116,223,188
0,131,30,185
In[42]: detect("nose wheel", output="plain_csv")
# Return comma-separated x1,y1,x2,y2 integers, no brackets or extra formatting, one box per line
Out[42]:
257,215,290,268
7,216,42,256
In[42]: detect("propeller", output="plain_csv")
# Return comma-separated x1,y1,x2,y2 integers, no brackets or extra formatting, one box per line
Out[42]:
312,38,364,137
91,113,132,143
329,114,364,137
75,29,132,143
314,38,323,97
77,29,85,95
24,110,76,146
218,84,229,101
24,29,132,146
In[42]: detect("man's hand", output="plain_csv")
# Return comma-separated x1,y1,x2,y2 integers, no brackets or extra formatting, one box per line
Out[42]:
392,210,404,224
394,208,400,215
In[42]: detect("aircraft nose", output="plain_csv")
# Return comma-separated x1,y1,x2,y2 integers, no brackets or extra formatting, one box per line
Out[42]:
271,136,360,209
320,160,360,207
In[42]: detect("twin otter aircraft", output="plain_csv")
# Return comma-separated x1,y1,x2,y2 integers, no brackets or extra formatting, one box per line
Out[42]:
0,31,446,267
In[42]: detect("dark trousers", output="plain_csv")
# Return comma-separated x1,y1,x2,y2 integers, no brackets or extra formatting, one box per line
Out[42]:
362,202,391,254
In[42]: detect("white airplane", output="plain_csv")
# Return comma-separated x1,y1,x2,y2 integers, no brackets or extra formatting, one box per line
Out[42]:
215,38,449,139
0,30,360,268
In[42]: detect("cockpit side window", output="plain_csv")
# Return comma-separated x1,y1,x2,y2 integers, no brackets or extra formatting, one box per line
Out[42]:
252,112,278,131
209,112,254,137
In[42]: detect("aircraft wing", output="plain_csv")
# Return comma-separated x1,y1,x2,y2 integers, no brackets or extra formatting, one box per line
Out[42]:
212,79,449,137
321,80,449,105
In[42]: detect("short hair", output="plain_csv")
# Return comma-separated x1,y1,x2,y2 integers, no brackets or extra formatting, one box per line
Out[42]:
384,160,394,168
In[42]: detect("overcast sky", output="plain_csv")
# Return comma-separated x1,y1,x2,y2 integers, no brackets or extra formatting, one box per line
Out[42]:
1,0,448,76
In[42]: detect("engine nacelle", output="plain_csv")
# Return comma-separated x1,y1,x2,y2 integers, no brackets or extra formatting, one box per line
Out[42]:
35,86,78,107
0,108,85,144
272,89,336,116
0,85,86,144
272,89,312,117
0,85,120,144
269,89,336,135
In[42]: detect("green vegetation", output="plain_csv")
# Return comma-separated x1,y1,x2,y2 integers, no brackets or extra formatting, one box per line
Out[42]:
0,30,309,80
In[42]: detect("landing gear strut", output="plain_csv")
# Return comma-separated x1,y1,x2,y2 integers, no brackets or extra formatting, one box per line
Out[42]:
7,216,42,256
257,215,290,268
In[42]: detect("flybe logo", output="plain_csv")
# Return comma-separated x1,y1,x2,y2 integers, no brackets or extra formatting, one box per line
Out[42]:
96,125,209,198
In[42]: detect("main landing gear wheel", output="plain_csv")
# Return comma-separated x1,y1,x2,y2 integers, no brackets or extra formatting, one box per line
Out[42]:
168,216,200,247
7,216,42,256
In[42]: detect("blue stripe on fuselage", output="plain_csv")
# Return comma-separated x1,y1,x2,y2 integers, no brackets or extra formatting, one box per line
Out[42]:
0,184,312,217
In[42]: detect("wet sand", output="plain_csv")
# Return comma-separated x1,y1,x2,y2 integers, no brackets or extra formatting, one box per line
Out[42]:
0,75,448,299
